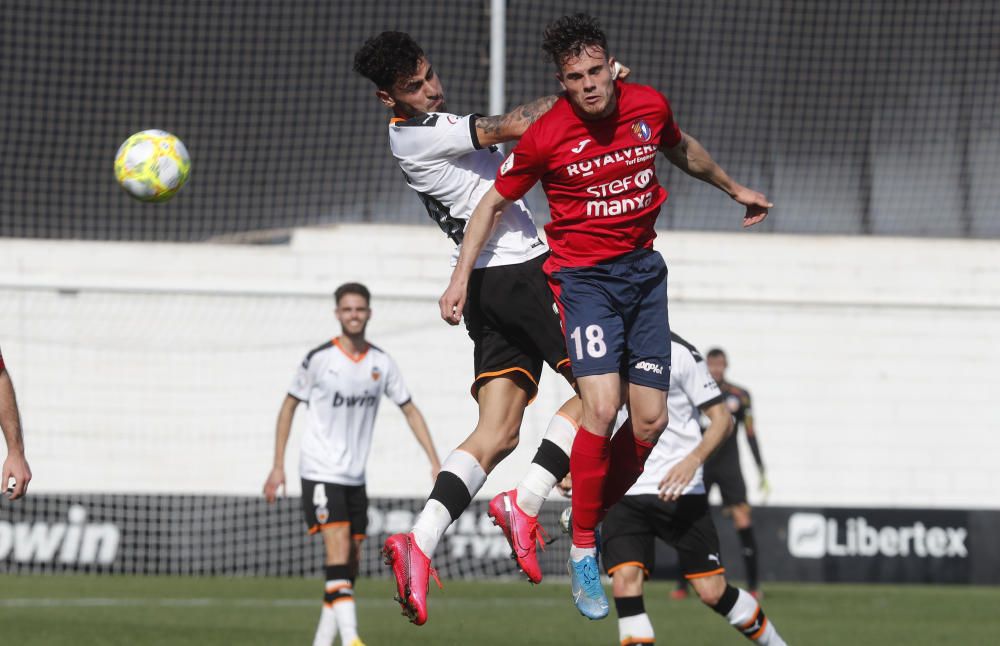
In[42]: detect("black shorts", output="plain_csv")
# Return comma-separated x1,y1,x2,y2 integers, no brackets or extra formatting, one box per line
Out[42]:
301,478,369,539
704,448,748,507
602,494,724,580
465,251,572,401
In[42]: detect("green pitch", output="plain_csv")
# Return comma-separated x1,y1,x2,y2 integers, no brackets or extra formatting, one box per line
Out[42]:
1,575,998,645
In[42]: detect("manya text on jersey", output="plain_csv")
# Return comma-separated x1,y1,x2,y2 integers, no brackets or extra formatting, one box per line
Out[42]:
566,145,658,178
0,505,120,565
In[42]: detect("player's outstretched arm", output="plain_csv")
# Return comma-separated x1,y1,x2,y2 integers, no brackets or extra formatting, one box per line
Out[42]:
439,186,512,325
658,401,733,501
474,63,629,147
474,95,560,147
0,366,31,500
661,132,772,228
400,401,442,481
263,394,300,503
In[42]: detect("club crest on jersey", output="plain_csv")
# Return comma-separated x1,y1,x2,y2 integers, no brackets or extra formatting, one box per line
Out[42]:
315,505,329,524
371,366,381,381
631,119,653,143
500,153,515,175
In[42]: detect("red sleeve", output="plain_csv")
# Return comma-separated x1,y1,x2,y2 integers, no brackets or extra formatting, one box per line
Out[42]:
0,350,5,372
659,92,682,150
493,127,546,201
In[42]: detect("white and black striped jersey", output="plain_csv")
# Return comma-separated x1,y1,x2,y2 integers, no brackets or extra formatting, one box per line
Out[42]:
389,112,547,269
289,338,411,486
627,334,725,497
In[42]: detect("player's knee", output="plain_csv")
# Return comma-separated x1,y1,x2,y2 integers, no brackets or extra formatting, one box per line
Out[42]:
693,575,727,606
632,410,668,443
612,566,645,596
584,400,620,431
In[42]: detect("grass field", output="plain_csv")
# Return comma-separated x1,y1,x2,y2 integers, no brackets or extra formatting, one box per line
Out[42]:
1,575,998,645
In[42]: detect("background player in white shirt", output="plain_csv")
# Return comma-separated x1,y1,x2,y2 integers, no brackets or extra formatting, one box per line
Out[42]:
1,346,32,500
354,32,633,626
263,283,440,646
597,334,787,646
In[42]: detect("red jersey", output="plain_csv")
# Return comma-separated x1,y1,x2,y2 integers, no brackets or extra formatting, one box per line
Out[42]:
493,80,682,273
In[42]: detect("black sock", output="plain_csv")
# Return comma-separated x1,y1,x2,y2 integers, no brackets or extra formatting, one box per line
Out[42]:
614,595,645,618
429,471,473,521
710,584,740,616
531,439,571,481
737,527,759,589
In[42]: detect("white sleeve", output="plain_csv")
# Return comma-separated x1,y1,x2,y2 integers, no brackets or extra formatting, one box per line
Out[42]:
677,346,724,410
287,355,313,402
383,357,412,407
391,112,483,160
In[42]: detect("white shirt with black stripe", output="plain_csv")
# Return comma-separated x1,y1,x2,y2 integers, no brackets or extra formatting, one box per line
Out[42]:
389,112,547,269
627,334,725,497
289,339,411,486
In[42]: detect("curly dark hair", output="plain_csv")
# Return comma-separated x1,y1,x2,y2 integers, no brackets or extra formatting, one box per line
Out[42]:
542,13,608,68
353,31,425,90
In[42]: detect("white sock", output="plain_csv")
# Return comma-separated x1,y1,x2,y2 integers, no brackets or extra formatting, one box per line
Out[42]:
570,545,597,561
726,588,786,645
333,597,358,644
411,499,451,558
516,413,576,516
619,613,655,644
412,450,487,557
312,605,337,646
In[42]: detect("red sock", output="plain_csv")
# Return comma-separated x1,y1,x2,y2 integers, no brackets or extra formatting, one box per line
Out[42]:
569,426,610,549
602,418,655,514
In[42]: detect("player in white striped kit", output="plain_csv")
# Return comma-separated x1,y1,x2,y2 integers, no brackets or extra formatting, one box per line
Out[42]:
263,282,441,646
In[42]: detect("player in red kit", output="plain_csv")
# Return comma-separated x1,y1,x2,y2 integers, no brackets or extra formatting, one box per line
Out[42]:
441,14,771,619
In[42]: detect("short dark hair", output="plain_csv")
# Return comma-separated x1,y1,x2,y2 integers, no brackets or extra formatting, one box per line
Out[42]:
353,31,425,90
706,348,727,360
542,13,609,69
334,282,371,306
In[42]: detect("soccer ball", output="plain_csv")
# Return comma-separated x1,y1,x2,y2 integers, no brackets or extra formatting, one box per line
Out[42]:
114,130,191,202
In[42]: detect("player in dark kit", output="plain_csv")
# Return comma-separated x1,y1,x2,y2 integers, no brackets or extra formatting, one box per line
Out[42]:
676,347,770,599
443,14,771,619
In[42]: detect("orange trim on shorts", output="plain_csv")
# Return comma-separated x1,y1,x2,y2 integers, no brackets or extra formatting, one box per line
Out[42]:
308,520,350,535
471,367,539,404
390,117,405,124
684,567,726,580
607,561,649,578
352,534,366,541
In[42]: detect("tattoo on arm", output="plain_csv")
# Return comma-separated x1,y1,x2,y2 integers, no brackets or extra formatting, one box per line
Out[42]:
477,95,559,141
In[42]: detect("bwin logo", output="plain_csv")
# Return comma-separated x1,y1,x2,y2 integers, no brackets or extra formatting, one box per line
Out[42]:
0,505,120,565
634,361,664,375
787,512,968,559
332,392,378,408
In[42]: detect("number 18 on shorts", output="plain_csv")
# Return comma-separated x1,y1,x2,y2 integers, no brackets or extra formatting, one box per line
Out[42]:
549,249,671,391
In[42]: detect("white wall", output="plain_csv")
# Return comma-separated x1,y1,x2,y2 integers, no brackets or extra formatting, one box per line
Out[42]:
0,226,997,508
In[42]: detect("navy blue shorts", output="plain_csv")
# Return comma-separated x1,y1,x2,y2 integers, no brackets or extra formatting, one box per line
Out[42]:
548,248,671,391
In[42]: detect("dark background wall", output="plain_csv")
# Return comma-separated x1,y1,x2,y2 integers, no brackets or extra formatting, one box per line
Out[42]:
2,1,996,241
